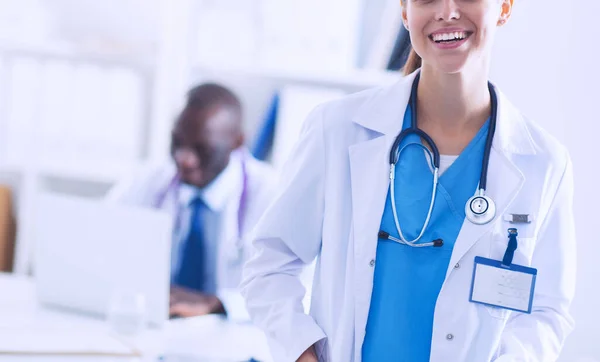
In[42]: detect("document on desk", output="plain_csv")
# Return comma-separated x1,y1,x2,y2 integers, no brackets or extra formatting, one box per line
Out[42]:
0,327,139,356
165,316,272,362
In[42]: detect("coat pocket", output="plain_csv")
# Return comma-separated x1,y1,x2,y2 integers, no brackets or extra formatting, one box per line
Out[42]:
481,235,535,320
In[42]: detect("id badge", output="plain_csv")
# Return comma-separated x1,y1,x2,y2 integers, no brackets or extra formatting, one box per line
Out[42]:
469,256,537,314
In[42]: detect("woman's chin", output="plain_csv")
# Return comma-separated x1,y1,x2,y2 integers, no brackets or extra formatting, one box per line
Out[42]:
435,61,469,75
422,55,470,75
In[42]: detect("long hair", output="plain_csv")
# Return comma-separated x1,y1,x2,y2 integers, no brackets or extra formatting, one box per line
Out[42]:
402,48,422,76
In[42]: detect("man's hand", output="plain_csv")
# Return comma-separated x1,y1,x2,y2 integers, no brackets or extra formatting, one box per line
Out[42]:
297,345,318,362
169,285,226,318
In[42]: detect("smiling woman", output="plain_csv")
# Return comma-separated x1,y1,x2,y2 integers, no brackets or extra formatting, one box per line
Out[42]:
240,0,577,361
402,0,511,76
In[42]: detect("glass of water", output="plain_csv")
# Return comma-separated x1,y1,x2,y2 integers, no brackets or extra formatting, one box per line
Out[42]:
107,290,147,336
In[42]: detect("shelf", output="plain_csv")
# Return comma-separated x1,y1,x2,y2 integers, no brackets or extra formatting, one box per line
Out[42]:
0,164,24,176
192,64,401,91
0,41,154,72
0,162,134,186
38,165,125,186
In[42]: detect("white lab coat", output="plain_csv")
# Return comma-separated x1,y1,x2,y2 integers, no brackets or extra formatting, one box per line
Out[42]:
240,71,576,362
107,149,278,321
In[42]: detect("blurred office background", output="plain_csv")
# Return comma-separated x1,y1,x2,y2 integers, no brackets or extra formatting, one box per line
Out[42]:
0,1,597,361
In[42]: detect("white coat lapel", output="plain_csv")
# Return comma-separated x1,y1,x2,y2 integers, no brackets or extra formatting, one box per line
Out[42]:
349,136,394,256
349,134,394,347
348,72,414,345
445,148,524,278
445,87,537,279
349,72,416,260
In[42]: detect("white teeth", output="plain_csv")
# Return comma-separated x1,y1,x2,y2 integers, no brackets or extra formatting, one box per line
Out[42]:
432,31,467,42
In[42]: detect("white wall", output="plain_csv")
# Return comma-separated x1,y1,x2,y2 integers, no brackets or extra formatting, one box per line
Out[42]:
491,1,600,361
559,1,600,361
356,0,388,68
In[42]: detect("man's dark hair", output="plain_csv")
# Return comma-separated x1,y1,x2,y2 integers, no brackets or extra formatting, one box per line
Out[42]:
185,83,242,116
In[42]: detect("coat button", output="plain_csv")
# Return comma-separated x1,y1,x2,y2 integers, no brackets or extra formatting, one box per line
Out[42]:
369,259,375,267
446,333,454,341
454,263,460,269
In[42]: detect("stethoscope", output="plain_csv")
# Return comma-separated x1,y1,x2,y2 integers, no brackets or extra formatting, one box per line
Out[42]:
153,158,249,264
381,73,498,248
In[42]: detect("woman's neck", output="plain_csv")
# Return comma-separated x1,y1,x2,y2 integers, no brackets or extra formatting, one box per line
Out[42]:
416,64,492,133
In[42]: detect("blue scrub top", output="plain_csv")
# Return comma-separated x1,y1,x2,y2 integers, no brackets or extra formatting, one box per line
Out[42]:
362,104,489,362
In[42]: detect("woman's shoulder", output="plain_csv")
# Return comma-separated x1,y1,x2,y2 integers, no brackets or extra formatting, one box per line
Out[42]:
522,115,571,167
308,73,414,137
496,88,571,170
305,83,393,136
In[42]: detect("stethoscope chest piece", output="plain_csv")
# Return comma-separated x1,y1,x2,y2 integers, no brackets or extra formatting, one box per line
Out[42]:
465,193,496,225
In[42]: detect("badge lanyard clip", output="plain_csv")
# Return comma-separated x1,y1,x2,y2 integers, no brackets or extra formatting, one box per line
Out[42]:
502,228,518,267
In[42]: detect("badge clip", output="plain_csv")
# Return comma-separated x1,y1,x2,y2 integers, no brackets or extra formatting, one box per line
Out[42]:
504,213,532,224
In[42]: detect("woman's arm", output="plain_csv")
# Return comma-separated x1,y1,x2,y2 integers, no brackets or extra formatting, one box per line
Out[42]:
240,106,328,362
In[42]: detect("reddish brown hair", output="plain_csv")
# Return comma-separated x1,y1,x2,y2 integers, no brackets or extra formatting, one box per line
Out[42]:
403,48,422,76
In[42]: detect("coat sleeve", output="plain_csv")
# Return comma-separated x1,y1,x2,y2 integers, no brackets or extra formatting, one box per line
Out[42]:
219,163,282,323
494,151,576,361
240,105,328,362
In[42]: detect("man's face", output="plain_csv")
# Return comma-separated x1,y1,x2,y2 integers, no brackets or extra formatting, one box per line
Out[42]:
170,106,243,188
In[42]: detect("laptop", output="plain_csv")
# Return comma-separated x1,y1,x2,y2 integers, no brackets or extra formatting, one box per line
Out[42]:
33,193,172,327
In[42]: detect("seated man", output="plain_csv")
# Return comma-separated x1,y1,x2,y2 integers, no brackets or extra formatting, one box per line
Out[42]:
106,83,277,320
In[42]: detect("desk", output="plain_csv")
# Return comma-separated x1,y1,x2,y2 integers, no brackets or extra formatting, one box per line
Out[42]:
0,273,272,362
